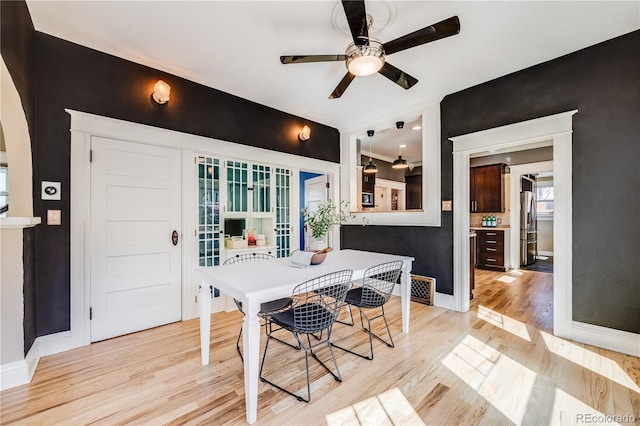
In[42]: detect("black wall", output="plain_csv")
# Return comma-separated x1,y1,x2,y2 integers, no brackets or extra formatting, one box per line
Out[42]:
346,30,640,334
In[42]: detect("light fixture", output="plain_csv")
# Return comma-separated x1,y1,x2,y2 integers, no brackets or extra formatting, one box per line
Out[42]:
392,144,408,169
152,80,171,104
363,129,377,174
298,125,311,141
346,38,385,77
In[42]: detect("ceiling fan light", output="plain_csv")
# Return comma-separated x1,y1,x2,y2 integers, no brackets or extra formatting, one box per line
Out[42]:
345,39,385,77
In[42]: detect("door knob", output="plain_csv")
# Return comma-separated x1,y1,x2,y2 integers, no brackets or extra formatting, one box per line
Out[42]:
171,230,179,246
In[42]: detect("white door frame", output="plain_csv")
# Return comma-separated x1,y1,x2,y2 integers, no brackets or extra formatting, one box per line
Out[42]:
450,110,640,356
66,110,340,351
451,111,576,334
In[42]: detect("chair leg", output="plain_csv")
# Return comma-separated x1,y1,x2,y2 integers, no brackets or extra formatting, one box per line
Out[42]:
361,305,395,349
331,305,394,360
236,325,244,362
260,329,342,403
265,319,301,350
335,304,355,326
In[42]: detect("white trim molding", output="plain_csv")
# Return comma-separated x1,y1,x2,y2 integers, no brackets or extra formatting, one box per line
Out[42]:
571,321,640,357
0,331,72,391
0,217,41,228
451,110,576,333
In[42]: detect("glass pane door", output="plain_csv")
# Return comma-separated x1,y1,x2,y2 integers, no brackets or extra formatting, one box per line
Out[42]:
198,156,221,296
226,160,248,212
252,163,271,213
275,167,291,258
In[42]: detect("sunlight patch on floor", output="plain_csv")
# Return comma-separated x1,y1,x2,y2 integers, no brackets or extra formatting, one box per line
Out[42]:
496,275,517,284
325,387,424,426
550,388,620,425
540,330,640,393
508,269,524,277
477,305,531,341
442,335,536,424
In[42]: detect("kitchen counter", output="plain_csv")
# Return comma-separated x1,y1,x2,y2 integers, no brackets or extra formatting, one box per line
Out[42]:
470,225,510,231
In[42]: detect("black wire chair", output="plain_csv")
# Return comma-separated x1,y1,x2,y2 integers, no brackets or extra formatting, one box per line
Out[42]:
259,269,353,403
331,260,403,360
223,253,298,361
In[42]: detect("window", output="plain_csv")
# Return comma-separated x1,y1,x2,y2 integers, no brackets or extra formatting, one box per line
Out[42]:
0,165,8,217
536,179,553,218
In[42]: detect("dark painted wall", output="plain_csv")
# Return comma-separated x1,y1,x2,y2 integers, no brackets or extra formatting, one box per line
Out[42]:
346,30,640,334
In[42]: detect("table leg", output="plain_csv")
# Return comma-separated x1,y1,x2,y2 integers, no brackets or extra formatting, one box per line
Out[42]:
401,261,412,333
199,282,212,366
242,298,261,424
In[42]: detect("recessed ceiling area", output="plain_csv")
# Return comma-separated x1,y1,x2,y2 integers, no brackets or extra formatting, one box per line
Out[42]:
25,1,640,131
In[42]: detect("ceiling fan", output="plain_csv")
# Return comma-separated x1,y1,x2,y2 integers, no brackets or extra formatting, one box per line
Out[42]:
280,0,460,99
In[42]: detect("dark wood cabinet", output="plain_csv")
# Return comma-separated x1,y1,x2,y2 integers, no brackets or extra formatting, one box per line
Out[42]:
470,164,505,213
475,229,507,271
362,173,375,194
405,174,422,209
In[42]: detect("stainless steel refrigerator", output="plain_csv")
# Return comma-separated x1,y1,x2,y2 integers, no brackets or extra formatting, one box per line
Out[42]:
520,191,537,266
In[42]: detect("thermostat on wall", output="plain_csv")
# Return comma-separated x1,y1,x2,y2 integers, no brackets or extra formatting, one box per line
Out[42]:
41,181,61,200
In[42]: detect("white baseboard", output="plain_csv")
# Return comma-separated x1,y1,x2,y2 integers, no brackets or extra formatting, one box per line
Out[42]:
538,250,554,256
0,331,74,391
571,321,640,357
434,291,456,310
0,359,29,391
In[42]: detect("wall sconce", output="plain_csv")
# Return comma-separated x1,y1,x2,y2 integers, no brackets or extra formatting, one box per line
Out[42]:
299,125,311,141
152,80,171,104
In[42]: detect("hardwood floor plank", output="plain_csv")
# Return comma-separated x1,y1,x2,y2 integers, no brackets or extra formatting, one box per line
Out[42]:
2,269,638,425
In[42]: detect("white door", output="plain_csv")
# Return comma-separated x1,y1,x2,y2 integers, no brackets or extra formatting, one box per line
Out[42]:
90,137,182,342
304,175,328,250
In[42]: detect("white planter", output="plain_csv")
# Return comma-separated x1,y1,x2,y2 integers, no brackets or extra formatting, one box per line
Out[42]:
309,236,327,251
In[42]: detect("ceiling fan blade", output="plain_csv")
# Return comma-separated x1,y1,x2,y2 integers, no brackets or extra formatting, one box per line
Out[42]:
329,72,356,99
383,16,460,55
342,0,369,46
378,62,418,90
280,55,347,64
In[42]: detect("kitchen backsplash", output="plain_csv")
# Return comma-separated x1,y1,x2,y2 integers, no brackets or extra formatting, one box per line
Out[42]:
470,212,510,227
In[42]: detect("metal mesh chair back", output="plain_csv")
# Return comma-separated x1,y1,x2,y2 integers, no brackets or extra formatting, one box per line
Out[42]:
359,260,403,309
290,270,353,334
223,253,274,265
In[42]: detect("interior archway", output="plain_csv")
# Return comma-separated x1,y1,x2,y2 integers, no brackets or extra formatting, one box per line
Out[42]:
1,55,34,217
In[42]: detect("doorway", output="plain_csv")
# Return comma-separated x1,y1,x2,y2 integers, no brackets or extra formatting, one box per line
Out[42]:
299,172,328,250
451,110,576,339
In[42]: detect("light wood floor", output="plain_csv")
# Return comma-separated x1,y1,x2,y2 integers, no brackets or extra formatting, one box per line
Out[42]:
2,269,639,425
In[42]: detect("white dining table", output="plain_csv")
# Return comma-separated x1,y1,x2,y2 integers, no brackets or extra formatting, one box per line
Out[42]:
196,249,415,424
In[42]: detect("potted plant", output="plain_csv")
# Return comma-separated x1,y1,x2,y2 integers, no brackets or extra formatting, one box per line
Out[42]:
301,199,358,251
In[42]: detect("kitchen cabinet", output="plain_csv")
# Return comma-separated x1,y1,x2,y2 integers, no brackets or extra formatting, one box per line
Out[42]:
225,160,272,216
475,229,510,271
470,163,505,213
362,172,375,194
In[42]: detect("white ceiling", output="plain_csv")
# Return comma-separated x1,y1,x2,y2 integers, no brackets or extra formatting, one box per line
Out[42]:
26,0,639,163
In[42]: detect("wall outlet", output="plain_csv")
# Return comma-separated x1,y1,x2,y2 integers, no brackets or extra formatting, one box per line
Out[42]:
47,210,62,225
442,200,452,211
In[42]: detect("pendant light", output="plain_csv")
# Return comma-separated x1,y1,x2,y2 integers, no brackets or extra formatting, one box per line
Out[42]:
392,146,409,169
392,121,409,169
363,129,378,174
